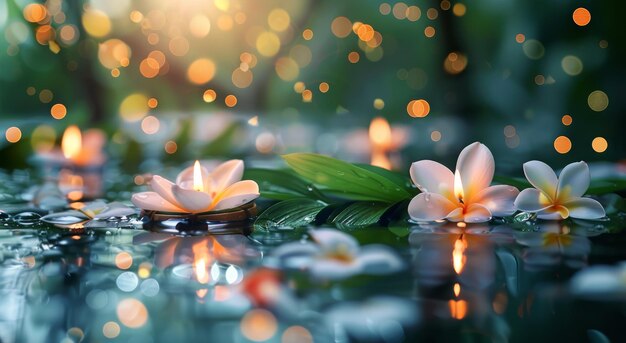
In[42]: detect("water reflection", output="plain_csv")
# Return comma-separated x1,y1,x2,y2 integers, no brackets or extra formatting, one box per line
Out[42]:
1,203,626,342
515,221,604,270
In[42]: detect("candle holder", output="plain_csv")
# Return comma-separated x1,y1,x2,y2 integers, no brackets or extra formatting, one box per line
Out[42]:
140,201,257,235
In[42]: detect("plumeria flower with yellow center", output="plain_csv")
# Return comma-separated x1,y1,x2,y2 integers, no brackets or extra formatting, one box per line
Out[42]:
271,228,403,280
514,161,605,220
408,142,520,223
132,160,259,213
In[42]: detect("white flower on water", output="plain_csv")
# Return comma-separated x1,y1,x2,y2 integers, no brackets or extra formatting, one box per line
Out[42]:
514,161,605,220
408,142,519,223
132,160,259,213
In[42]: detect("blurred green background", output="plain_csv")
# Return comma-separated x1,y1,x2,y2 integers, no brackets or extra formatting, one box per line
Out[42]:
0,0,623,173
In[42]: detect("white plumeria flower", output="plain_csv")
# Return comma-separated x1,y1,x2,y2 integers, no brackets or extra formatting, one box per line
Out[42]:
132,160,260,213
408,142,519,223
271,228,403,280
514,161,605,220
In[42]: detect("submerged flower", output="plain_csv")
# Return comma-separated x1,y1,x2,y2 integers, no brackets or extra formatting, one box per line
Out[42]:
408,142,519,223
132,160,259,213
40,201,136,225
272,228,403,280
514,161,605,220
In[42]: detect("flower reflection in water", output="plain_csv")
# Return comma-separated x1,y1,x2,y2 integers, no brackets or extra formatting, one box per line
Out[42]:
409,222,515,338
271,228,404,281
514,220,605,270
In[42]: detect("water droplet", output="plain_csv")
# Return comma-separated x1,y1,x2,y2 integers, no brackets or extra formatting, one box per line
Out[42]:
14,212,42,226
337,171,345,176
513,211,536,223
307,185,315,192
41,212,87,225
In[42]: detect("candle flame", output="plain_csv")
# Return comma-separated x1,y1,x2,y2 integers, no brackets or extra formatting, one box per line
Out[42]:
369,117,393,170
193,240,210,284
193,160,204,192
449,299,468,320
62,125,82,159
369,117,392,149
452,235,467,274
371,151,392,170
454,169,464,203
453,283,461,297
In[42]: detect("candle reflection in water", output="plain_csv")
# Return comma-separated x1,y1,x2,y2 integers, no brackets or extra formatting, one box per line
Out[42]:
56,126,105,200
450,233,468,320
369,117,393,170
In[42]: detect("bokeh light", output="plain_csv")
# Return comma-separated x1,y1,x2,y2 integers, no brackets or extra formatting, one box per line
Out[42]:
240,309,278,341
23,4,47,23
319,82,330,93
187,59,216,85
331,17,352,38
116,298,148,328
592,137,608,153
102,322,121,339
5,127,22,143
203,89,217,103
82,9,111,38
554,136,572,154
587,90,609,112
141,116,160,134
407,99,430,117
50,104,67,120
282,326,313,343
573,8,591,26
119,94,149,122
562,115,573,126
115,252,133,270
225,95,238,107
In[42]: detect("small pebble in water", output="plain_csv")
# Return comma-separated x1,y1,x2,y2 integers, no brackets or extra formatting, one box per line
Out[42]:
13,212,42,226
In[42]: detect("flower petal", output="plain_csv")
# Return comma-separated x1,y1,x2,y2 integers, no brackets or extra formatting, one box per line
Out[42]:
93,206,136,219
472,185,519,217
175,163,212,192
310,259,361,280
171,185,213,213
564,197,605,220
309,228,359,255
409,160,454,199
210,159,244,193
536,210,565,220
445,207,464,222
150,175,181,207
131,192,185,212
463,203,492,223
408,193,458,221
523,160,558,200
514,188,552,212
210,180,259,211
356,245,404,274
557,161,590,201
455,142,495,200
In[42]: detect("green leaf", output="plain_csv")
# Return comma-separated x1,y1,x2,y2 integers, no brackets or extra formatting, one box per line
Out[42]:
330,201,392,227
282,153,411,203
255,198,327,231
355,163,416,193
244,168,329,201
388,226,410,238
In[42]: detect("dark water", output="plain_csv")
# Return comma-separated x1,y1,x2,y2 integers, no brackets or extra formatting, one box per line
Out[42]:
1,170,625,343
